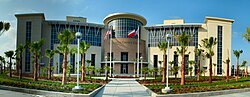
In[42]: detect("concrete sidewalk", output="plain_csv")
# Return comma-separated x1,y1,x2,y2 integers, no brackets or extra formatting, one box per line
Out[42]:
95,78,150,97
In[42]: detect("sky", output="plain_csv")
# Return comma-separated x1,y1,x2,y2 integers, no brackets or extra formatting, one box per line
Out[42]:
0,0,249,66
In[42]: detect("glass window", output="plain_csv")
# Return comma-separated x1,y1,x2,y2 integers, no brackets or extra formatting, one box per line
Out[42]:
217,26,223,75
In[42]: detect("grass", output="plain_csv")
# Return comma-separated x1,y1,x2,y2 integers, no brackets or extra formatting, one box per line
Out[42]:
142,76,250,94
0,74,102,94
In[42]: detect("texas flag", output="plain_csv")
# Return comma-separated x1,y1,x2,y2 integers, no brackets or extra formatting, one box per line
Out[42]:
128,27,139,38
104,30,111,40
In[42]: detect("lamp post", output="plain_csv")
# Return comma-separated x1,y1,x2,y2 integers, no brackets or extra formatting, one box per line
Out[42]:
162,34,172,93
72,32,83,91
140,56,143,78
105,56,108,81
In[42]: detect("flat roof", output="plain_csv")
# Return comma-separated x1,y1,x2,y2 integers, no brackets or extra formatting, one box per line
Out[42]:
15,13,45,19
103,12,147,25
205,16,234,23
144,23,202,29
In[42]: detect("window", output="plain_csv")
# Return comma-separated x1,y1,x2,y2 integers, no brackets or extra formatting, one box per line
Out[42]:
148,27,198,47
25,21,31,72
107,52,113,61
91,54,95,66
174,54,178,66
153,55,158,68
121,52,128,61
59,54,63,73
217,26,223,75
121,52,128,74
70,54,75,73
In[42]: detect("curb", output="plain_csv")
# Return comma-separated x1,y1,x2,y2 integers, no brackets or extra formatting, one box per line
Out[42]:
0,84,105,97
142,85,250,97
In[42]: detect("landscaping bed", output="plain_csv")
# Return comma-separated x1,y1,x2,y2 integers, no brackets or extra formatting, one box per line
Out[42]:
140,76,250,94
0,74,102,94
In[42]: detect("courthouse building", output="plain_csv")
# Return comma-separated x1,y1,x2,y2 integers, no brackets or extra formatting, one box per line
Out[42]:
15,12,234,77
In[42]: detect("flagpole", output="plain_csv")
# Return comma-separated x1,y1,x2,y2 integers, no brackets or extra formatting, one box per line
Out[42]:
137,26,140,78
110,26,112,77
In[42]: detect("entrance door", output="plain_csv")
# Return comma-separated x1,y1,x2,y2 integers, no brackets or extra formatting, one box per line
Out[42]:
121,64,128,74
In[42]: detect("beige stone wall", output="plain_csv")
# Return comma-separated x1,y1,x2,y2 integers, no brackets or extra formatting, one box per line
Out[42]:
103,38,146,62
15,14,45,73
147,17,233,77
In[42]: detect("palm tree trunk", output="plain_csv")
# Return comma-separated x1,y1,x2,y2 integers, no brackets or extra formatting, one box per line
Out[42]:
81,54,85,82
38,62,40,78
19,57,23,79
16,59,19,76
34,56,38,81
62,50,68,85
9,58,12,77
162,54,166,83
181,52,185,85
48,59,52,79
246,66,248,78
236,60,239,81
226,62,229,82
0,62,2,74
209,57,212,83
197,59,201,81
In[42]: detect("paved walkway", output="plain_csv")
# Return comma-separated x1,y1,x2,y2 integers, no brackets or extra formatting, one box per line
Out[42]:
95,78,150,97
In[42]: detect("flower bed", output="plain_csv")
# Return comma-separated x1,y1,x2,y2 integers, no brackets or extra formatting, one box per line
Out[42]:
0,74,101,94
141,76,250,94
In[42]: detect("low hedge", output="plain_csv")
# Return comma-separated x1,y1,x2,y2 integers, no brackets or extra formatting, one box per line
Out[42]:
0,74,101,94
144,77,250,94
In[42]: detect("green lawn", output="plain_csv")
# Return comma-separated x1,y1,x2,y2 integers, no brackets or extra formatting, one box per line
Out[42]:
142,76,250,94
0,74,102,94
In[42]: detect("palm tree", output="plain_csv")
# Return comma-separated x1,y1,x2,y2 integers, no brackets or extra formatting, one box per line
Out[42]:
174,33,190,85
169,61,175,75
151,67,158,79
79,41,90,81
223,55,230,82
172,66,179,79
86,66,95,79
158,42,170,83
94,68,102,76
194,48,204,81
0,56,5,74
188,60,195,77
158,61,163,77
15,44,25,79
57,29,75,85
233,50,243,81
0,21,10,36
86,60,92,74
46,49,55,79
4,50,14,77
241,60,247,77
29,39,44,81
243,28,250,78
200,37,217,83
142,67,150,80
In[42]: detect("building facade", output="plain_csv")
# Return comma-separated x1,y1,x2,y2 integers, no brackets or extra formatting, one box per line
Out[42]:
15,13,234,77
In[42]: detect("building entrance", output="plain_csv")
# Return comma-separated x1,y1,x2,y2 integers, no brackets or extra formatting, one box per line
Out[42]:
121,64,128,74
